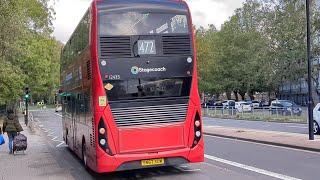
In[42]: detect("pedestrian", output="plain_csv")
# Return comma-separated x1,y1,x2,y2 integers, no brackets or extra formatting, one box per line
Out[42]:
2,109,23,154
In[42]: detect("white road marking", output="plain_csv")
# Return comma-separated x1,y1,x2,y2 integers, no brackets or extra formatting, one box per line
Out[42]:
56,142,68,147
287,126,307,129
54,113,62,117
205,154,301,180
47,132,55,137
204,134,320,155
42,128,50,132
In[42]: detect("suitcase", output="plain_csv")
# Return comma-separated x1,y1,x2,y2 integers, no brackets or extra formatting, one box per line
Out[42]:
13,133,27,155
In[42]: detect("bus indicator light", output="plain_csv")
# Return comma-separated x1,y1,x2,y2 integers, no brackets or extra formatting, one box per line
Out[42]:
195,121,200,127
187,70,191,75
99,128,106,134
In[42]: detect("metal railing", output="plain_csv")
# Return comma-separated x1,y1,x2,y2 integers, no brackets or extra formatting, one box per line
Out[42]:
202,106,307,123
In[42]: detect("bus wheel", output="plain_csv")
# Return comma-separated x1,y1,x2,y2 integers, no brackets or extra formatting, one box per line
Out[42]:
82,141,88,169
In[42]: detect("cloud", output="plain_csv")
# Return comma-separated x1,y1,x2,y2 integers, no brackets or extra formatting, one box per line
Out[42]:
51,0,91,43
51,0,245,43
185,0,245,28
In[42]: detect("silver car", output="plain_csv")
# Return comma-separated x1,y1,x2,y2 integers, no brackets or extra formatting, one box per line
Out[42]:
313,103,320,134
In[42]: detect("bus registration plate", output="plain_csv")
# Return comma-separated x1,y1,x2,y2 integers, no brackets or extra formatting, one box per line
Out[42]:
141,158,164,166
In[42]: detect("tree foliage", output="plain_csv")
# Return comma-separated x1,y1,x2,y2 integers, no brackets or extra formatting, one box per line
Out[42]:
196,0,320,102
0,0,61,105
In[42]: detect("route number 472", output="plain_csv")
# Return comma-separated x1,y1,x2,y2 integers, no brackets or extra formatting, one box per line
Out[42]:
138,40,156,55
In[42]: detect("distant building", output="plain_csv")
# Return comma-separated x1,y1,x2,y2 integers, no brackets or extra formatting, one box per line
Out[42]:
278,59,320,105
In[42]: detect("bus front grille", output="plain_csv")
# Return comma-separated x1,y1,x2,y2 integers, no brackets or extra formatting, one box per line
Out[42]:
111,104,188,126
99,36,131,58
162,35,191,55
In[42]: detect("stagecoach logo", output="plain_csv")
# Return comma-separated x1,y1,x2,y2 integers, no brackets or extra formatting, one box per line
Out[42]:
131,66,166,74
131,66,139,74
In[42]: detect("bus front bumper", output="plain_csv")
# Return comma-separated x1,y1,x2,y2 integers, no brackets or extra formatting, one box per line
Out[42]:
96,144,204,173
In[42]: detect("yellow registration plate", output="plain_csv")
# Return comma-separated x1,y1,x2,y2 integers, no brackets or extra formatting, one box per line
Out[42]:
141,158,165,166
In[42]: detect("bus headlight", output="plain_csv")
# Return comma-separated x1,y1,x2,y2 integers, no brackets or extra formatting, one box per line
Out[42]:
98,118,113,156
192,112,202,148
187,57,192,63
100,139,106,146
195,131,201,137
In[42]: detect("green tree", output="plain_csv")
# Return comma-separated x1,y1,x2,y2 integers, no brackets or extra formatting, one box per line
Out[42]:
0,0,60,105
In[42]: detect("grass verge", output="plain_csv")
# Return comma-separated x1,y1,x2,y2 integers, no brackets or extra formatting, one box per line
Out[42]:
202,109,307,124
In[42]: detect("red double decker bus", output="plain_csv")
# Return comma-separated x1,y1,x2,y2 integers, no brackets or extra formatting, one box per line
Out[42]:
60,0,203,173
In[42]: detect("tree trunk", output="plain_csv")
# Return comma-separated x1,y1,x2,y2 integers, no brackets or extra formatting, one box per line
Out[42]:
238,91,246,101
215,93,220,100
226,91,232,100
201,92,205,102
248,90,255,100
233,90,239,102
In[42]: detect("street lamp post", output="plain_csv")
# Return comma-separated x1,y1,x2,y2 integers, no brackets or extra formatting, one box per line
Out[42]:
306,0,314,140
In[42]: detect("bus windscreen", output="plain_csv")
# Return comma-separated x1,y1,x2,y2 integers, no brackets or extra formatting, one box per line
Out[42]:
105,77,191,101
99,12,190,35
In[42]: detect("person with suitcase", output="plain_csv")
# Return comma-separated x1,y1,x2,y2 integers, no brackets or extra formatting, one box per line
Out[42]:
2,109,23,154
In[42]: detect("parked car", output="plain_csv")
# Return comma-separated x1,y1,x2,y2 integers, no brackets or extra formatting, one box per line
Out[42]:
206,100,216,106
206,100,223,106
55,104,62,112
269,100,302,116
312,103,320,134
244,100,253,107
260,100,270,107
235,102,252,113
251,100,260,108
222,100,236,109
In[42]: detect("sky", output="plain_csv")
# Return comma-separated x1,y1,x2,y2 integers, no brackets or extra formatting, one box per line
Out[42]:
51,0,245,43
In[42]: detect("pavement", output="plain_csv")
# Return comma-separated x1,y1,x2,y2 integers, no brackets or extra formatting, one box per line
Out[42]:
203,125,320,152
0,114,74,180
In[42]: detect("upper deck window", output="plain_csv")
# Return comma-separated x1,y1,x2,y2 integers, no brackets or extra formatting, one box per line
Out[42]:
99,12,190,35
97,0,191,36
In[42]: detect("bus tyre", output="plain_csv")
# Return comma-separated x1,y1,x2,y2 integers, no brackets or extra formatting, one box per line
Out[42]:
314,121,320,135
82,142,88,169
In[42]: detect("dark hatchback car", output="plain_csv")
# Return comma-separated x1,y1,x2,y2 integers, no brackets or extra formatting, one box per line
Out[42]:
269,100,302,116
206,100,223,107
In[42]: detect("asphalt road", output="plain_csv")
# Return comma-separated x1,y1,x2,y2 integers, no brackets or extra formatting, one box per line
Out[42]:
30,110,319,180
203,117,309,134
